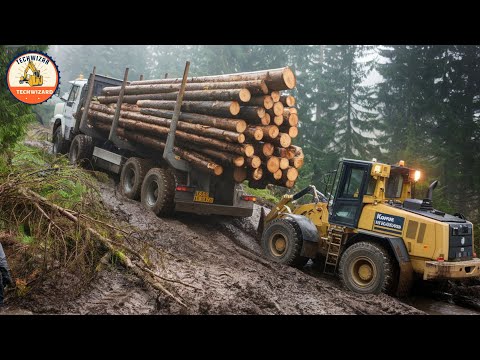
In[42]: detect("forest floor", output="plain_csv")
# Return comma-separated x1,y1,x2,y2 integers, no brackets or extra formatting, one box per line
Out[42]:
1,125,479,315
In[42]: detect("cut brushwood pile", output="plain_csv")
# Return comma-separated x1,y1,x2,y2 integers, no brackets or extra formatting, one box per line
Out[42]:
88,67,303,189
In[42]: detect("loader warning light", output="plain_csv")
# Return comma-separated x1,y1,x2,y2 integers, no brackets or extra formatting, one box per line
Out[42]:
437,256,445,262
176,185,194,192
242,195,257,202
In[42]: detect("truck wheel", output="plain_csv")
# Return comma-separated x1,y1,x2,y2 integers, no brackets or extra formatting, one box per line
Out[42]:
120,157,151,200
261,218,309,268
52,126,69,155
141,167,176,217
339,241,395,295
69,135,93,166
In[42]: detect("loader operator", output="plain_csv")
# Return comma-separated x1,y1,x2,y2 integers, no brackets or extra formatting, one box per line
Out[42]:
0,242,13,307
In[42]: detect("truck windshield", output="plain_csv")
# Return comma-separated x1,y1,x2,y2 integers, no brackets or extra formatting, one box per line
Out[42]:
386,172,403,198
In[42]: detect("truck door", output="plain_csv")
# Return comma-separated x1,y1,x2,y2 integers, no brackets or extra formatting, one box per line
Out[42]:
63,84,81,128
329,162,369,228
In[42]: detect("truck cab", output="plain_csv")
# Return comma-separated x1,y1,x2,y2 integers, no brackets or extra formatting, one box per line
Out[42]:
50,77,87,154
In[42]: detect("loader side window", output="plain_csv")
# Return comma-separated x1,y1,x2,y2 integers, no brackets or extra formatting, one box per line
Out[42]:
67,85,79,105
366,176,376,195
341,167,364,198
386,172,403,198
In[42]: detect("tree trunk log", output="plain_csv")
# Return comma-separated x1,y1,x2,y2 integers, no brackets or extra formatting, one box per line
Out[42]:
137,100,240,117
236,106,266,123
245,155,261,169
245,126,264,141
279,125,298,138
249,167,263,181
93,121,223,176
275,146,297,159
283,110,299,126
98,88,251,104
253,142,274,157
258,125,279,139
264,156,280,173
89,106,245,143
129,67,296,91
270,133,292,148
279,95,295,107
246,95,273,109
103,80,268,96
89,111,253,157
182,143,245,167
136,107,247,133
282,167,299,182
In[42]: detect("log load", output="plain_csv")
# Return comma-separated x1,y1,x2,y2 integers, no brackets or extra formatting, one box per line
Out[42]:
89,65,303,189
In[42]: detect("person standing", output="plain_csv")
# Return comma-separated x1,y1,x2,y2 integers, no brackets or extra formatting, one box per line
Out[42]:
0,242,13,307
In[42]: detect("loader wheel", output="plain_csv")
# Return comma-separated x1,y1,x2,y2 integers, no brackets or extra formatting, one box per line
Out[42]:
339,241,395,295
141,167,176,217
69,135,93,166
120,157,151,200
261,218,308,268
52,126,69,155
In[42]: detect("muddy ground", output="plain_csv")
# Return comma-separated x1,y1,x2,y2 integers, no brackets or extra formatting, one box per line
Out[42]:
2,172,424,315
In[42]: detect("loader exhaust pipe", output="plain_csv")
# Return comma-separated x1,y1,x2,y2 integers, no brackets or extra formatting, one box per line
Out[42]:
426,180,438,200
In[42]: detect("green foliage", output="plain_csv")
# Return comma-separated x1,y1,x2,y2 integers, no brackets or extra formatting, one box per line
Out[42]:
0,45,49,152
243,182,281,204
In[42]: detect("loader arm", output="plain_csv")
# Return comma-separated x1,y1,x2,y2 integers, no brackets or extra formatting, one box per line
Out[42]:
20,61,38,81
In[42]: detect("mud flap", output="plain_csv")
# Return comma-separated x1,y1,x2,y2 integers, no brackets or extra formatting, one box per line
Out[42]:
256,207,266,242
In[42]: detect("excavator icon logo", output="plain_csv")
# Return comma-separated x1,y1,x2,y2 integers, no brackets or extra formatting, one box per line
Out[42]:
6,51,59,104
19,61,44,87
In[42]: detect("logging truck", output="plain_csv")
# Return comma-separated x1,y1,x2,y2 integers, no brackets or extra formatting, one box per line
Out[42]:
50,66,255,217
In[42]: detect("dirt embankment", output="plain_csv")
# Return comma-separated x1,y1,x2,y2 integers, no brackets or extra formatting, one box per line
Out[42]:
7,177,419,315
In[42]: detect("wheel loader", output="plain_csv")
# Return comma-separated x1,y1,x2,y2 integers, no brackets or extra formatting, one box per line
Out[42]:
258,159,480,296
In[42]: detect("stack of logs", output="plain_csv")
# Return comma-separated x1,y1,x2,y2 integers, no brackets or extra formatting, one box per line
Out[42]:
86,67,304,189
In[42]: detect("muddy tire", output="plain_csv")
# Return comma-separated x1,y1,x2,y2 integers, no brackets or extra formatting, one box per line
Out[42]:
120,157,151,200
261,218,308,268
141,167,176,217
339,241,395,295
69,135,93,166
52,126,69,155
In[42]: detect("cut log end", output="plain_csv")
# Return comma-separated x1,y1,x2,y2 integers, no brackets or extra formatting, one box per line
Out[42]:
254,128,264,141
257,107,266,118
244,144,255,158
230,101,240,115
273,169,283,180
285,180,295,188
238,133,246,143
270,91,280,102
279,157,290,170
247,155,262,169
264,95,274,109
288,114,299,127
267,156,280,173
286,95,295,107
285,167,298,181
236,120,247,133
212,165,224,176
273,102,284,116
252,167,263,181
263,143,274,156
273,115,284,126
261,113,271,126
288,126,299,138
283,68,296,89
279,133,292,148
234,156,245,167
267,125,279,139
239,88,252,103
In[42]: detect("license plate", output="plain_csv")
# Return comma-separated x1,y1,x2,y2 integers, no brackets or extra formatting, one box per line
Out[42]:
193,191,214,203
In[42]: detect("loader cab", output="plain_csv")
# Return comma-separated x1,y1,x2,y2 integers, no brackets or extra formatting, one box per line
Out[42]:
329,160,372,228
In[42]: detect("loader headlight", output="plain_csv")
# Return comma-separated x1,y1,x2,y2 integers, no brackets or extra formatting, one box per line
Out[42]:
414,170,421,182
